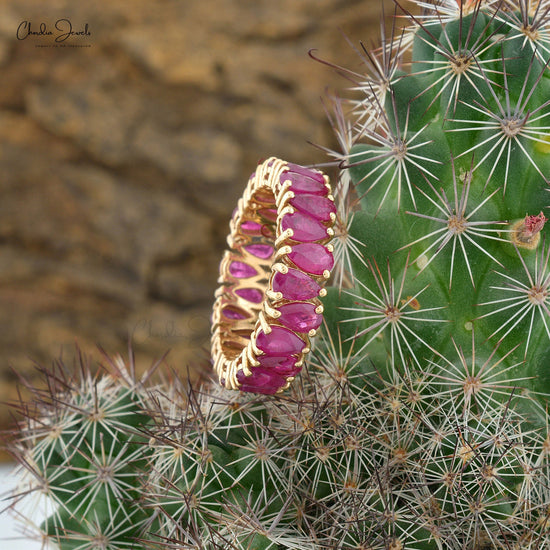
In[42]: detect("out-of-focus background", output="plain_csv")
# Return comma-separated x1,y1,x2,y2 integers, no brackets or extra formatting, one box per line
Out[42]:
0,0,390,446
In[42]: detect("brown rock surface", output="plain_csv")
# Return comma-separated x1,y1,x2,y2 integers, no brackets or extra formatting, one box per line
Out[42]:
0,0,389,452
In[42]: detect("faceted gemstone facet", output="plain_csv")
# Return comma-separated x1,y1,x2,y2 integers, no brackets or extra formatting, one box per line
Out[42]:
245,243,274,259
290,194,337,222
277,302,322,332
287,243,334,275
272,268,321,300
235,287,263,303
282,212,328,242
256,326,305,356
229,261,257,278
280,172,328,196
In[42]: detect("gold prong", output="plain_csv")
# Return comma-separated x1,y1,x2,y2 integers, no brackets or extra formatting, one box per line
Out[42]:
258,311,272,335
275,228,294,247
273,262,288,274
266,289,283,301
264,302,281,319
275,245,292,259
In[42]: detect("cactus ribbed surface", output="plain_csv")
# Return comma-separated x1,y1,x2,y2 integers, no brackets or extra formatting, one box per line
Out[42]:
5,0,550,548
338,0,550,411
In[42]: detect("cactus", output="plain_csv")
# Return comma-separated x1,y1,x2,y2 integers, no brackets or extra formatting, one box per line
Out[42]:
5,352,160,549
5,0,550,548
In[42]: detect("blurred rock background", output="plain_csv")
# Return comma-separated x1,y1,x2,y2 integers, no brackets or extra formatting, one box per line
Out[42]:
0,0,390,443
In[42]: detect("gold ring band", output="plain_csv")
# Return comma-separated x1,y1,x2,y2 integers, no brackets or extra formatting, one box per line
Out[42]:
211,157,336,393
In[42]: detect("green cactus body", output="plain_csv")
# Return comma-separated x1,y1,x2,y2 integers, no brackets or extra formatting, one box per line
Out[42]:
336,1,550,410
8,360,157,550
318,0,550,545
6,1,550,549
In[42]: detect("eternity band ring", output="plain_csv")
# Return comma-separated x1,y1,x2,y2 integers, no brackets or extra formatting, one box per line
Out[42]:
211,157,336,394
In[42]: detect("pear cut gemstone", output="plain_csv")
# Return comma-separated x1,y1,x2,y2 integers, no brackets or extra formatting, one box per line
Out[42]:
235,287,263,303
245,243,274,259
277,302,323,332
287,243,334,275
272,268,321,300
241,220,262,234
256,326,306,356
280,171,328,196
229,261,257,278
281,212,329,242
257,355,300,376
286,163,325,183
236,368,286,394
222,306,249,320
290,194,336,222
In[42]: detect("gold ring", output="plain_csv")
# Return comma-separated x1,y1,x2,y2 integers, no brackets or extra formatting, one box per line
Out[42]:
211,157,336,393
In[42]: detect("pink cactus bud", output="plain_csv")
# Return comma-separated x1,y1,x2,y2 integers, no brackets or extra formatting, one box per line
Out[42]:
523,212,547,237
511,212,547,250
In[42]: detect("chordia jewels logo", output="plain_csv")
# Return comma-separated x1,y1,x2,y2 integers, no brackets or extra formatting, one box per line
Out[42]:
16,18,91,47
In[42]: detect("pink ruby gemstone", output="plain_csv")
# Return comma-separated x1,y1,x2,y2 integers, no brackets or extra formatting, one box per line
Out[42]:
280,171,328,196
282,212,328,242
241,220,262,234
286,163,325,183
237,368,286,394
229,261,257,278
257,355,301,376
272,268,321,300
222,306,249,320
256,325,305,356
278,302,323,333
245,243,274,259
287,243,334,275
235,287,263,303
290,194,337,222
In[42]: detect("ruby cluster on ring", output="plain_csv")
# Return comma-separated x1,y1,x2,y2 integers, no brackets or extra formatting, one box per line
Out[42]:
211,157,336,394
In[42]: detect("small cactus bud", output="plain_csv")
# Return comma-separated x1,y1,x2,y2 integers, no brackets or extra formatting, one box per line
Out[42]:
511,212,548,249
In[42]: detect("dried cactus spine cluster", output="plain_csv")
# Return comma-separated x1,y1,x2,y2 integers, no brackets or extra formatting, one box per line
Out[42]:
5,0,550,549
